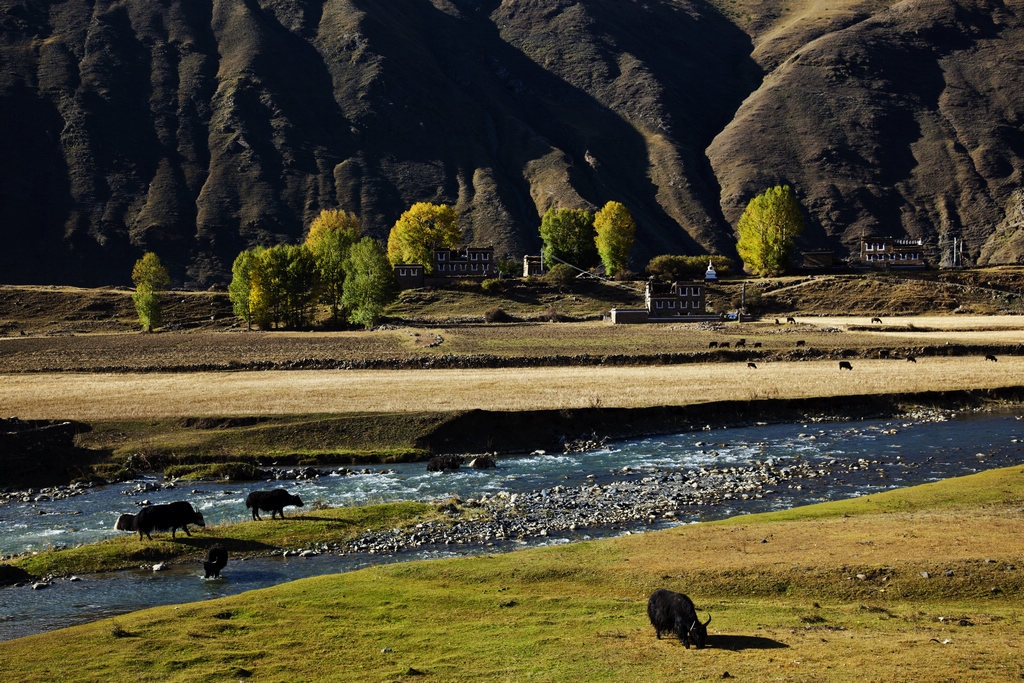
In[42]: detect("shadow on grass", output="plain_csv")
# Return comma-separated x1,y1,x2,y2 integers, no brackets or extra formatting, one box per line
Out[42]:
711,634,789,651
137,536,280,554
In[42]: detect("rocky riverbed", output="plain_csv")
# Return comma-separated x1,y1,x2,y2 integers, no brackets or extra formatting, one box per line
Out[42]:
296,455,903,556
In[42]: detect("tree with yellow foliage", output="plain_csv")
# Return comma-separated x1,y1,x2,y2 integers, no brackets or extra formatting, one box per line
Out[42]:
736,185,805,277
593,201,635,276
305,209,360,320
387,203,461,273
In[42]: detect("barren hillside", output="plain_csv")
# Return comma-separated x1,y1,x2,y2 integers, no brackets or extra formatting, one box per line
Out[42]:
1,0,1022,286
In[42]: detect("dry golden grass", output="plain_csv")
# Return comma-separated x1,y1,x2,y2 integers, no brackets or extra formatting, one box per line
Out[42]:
793,314,1024,330
3,355,1023,420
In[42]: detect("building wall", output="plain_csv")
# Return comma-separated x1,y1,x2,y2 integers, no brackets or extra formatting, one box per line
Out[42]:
860,237,925,267
435,248,494,277
394,264,424,289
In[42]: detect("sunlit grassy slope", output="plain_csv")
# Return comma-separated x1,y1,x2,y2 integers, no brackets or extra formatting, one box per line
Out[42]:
2,464,1022,681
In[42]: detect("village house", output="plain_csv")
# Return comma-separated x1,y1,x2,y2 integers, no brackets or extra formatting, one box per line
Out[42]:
394,247,495,289
433,246,495,277
859,236,925,268
393,263,425,288
802,250,836,269
646,279,708,321
608,279,712,324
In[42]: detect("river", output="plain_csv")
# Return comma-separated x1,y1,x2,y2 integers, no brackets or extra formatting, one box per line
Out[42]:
1,410,1021,641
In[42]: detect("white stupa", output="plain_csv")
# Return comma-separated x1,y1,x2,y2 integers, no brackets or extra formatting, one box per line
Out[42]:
704,260,717,280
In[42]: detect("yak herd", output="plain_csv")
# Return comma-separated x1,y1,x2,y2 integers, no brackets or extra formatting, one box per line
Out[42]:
113,489,304,580
112,488,717,647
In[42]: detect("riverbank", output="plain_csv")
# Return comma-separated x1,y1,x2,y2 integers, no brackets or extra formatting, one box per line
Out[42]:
2,464,1022,680
4,384,1024,489
5,406,1020,580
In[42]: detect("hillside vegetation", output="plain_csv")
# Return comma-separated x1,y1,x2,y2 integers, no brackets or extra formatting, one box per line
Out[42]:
1,0,1023,286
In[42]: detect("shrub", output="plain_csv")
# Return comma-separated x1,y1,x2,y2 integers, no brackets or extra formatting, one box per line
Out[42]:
646,254,735,281
543,305,564,322
164,462,263,481
481,278,504,294
613,269,637,282
484,307,513,323
544,263,577,286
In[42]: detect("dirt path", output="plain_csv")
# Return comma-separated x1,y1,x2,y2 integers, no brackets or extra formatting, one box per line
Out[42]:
3,356,1023,420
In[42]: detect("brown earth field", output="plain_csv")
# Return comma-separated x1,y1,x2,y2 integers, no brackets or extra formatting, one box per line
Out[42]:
0,317,1021,373
4,356,1024,421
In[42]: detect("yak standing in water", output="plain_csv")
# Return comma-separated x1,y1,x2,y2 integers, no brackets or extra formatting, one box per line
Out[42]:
203,544,228,578
647,589,711,649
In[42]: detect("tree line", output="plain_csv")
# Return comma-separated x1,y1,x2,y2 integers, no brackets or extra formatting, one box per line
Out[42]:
228,209,395,330
129,186,804,331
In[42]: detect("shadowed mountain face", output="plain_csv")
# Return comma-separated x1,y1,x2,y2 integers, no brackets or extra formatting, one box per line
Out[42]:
0,0,1022,286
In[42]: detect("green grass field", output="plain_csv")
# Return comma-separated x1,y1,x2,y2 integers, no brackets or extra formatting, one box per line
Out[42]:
3,465,1022,681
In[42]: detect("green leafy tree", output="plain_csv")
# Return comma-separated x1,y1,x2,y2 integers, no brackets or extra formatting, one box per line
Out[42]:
538,207,597,270
343,237,397,329
306,209,361,321
387,203,461,273
131,252,170,332
495,256,519,280
736,185,805,277
593,201,635,276
228,247,264,330
250,244,317,328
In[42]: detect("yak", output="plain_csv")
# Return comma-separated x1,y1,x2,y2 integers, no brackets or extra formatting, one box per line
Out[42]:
647,589,711,649
114,513,137,531
427,455,464,472
134,501,205,540
203,544,228,578
245,488,304,520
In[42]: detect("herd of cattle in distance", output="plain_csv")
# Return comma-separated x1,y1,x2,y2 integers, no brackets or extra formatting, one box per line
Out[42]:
111,489,305,579
712,317,999,370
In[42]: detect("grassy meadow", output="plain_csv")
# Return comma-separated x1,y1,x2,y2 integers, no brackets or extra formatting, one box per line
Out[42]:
2,465,1023,681
3,355,1024,420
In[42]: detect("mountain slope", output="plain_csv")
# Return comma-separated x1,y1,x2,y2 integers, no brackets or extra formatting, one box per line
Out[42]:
1,0,1023,285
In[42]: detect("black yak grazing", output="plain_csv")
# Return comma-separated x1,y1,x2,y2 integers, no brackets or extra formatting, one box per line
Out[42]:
647,589,711,648
134,501,205,540
245,489,304,520
203,544,228,578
